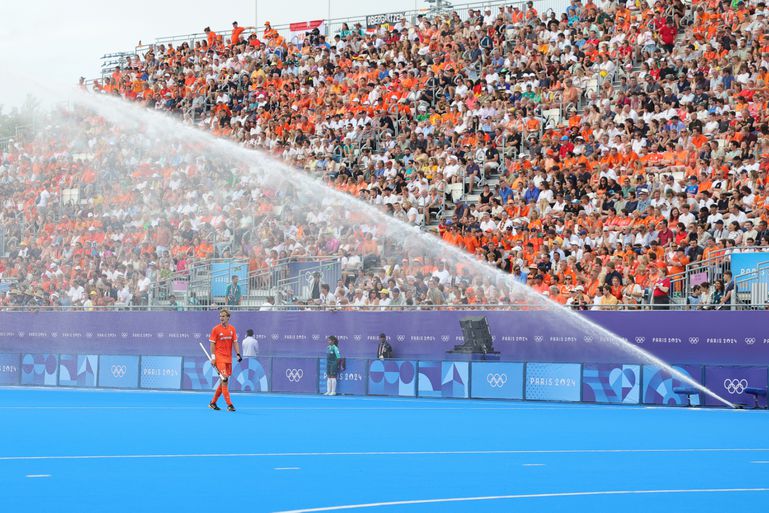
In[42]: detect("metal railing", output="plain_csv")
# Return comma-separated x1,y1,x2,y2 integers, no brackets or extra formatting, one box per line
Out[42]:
0,124,35,151
130,0,534,56
149,258,248,307
668,246,769,303
149,256,345,308
276,258,342,303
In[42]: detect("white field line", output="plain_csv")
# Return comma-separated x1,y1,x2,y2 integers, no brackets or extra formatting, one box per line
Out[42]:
2,447,769,462
272,488,769,513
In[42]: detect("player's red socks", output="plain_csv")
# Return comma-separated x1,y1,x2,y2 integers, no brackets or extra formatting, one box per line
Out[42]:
222,382,232,406
212,383,222,404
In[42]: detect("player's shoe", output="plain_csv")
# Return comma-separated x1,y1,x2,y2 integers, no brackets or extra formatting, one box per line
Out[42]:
227,404,236,412
209,402,221,411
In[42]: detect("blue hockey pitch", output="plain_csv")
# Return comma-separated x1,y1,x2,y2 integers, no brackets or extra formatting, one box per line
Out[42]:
1,388,768,512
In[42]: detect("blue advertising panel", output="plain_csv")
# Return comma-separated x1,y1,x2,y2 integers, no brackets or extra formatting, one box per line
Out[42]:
368,360,416,397
58,354,98,387
231,357,271,392
704,366,768,407
181,356,270,392
271,357,318,394
642,364,703,406
471,362,524,400
525,363,581,402
417,361,442,397
731,252,769,276
0,353,20,385
140,356,182,390
21,353,58,386
582,364,641,404
731,252,769,294
320,358,367,395
419,361,469,398
98,355,140,389
441,362,469,398
182,356,219,391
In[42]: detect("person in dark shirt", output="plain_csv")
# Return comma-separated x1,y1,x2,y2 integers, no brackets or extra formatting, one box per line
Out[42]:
603,262,622,286
479,184,494,204
685,238,703,262
756,220,769,244
376,333,393,360
623,190,638,214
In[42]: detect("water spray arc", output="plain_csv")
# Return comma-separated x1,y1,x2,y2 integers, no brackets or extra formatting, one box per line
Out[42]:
71,91,736,409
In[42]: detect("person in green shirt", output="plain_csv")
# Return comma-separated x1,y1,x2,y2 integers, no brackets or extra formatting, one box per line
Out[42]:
225,275,242,306
324,335,341,396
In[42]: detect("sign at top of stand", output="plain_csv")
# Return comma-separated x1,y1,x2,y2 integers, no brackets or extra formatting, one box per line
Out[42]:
366,12,406,29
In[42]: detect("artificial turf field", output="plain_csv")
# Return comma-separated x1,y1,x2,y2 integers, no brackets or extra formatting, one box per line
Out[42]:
1,388,768,512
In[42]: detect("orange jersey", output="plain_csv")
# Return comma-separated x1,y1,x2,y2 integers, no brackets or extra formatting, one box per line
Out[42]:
231,26,245,44
210,324,237,363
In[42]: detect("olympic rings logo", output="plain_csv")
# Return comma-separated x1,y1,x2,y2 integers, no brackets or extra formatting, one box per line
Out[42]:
723,379,748,394
486,373,508,388
286,369,304,382
111,365,127,378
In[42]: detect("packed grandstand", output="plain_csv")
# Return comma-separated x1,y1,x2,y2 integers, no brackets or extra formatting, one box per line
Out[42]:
1,0,768,311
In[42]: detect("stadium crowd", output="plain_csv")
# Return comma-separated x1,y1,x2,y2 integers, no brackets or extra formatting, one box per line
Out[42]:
2,0,769,310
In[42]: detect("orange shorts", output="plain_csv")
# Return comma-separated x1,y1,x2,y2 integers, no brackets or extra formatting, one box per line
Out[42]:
215,362,232,378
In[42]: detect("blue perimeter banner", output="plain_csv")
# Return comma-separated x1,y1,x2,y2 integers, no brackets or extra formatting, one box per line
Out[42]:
0,353,20,385
141,356,182,390
2,311,769,366
232,357,271,392
368,360,416,397
417,361,469,398
471,362,524,400
182,356,271,392
526,363,581,402
182,356,219,391
642,364,703,406
21,353,58,386
319,358,367,395
1,349,761,410
59,354,98,387
272,357,318,394
582,364,641,404
98,355,140,389
703,366,768,407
